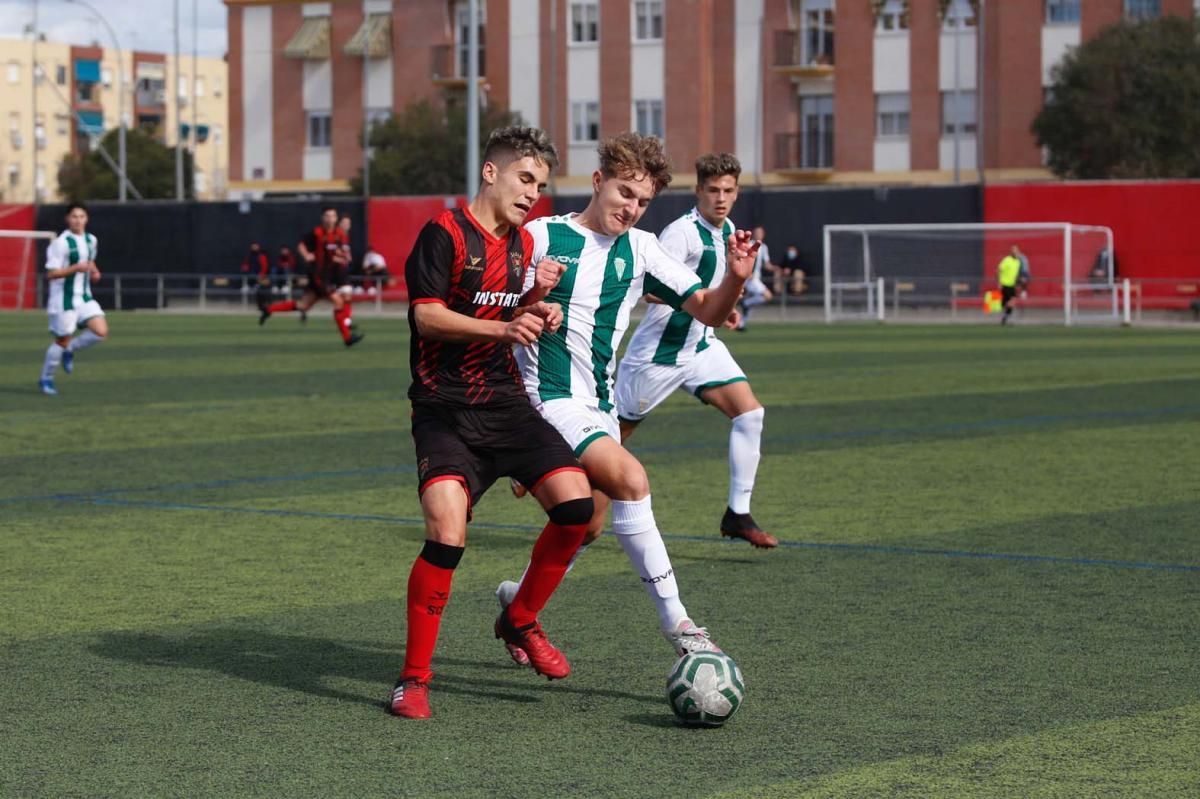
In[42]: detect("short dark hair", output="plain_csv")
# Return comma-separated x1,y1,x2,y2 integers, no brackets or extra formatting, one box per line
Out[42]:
598,132,672,195
483,125,560,170
65,202,88,216
695,153,741,186
322,206,339,216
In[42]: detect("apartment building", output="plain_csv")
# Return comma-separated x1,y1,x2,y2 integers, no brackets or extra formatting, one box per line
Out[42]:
225,0,1197,195
0,35,229,202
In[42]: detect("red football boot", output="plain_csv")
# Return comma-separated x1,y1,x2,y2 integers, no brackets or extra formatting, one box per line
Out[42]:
389,678,431,719
494,610,570,680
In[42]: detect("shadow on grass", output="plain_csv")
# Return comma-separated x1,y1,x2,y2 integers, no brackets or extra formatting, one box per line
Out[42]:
89,628,661,711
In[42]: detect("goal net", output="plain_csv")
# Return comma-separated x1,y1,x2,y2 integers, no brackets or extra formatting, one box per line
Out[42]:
0,229,56,311
822,223,1118,325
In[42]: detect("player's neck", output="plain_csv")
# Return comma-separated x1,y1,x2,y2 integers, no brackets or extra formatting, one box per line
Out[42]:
699,209,726,230
466,196,509,239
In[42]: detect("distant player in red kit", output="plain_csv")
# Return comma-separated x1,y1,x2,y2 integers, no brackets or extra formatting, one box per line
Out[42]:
389,126,593,719
259,206,363,347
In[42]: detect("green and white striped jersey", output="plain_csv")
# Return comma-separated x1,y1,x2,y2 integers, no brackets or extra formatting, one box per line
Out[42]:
516,213,703,411
45,230,98,313
623,207,734,367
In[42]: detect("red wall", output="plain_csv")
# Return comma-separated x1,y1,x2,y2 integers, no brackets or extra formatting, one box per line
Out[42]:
985,182,1200,307
0,204,38,309
367,195,554,300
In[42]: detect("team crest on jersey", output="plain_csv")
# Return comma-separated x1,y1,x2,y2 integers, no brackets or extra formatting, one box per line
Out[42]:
614,257,628,280
466,256,483,271
510,251,523,275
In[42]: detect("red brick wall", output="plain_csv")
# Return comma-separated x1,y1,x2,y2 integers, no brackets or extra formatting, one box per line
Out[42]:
711,0,736,154
833,0,873,171
909,0,941,170
983,0,1043,168
1082,0,1122,40
599,0,631,138
228,6,243,180
539,0,567,171
331,3,364,180
272,4,303,181
664,0,714,171
761,0,797,170
1163,0,1196,18
490,0,511,113
393,1,451,112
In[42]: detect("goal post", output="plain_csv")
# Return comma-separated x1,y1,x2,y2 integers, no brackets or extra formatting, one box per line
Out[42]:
822,222,1118,325
0,229,56,311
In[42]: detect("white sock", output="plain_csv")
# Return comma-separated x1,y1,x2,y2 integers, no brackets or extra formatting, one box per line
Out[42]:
611,496,687,631
515,544,590,591
69,330,104,352
728,407,764,514
41,343,63,381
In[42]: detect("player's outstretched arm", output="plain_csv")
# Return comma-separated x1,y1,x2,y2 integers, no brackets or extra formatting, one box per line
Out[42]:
681,230,759,326
412,302,546,345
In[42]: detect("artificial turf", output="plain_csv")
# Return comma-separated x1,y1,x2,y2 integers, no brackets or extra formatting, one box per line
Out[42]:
1,313,1197,798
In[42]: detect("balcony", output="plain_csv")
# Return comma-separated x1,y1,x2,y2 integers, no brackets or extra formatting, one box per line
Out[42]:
431,44,487,88
773,29,835,78
775,131,834,178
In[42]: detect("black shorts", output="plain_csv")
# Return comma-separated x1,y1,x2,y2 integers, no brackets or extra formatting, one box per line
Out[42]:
1001,286,1017,305
411,400,582,513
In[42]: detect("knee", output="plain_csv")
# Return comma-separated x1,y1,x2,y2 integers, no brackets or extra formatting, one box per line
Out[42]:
548,496,594,527
613,464,650,500
733,406,764,433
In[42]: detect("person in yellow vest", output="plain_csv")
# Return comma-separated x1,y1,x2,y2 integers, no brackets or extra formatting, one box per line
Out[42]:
997,245,1024,325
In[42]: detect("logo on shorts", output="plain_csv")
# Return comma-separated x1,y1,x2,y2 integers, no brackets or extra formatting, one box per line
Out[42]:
581,425,600,435
418,457,430,479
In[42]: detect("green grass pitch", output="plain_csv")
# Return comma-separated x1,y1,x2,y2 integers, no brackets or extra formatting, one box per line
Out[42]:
1,313,1198,798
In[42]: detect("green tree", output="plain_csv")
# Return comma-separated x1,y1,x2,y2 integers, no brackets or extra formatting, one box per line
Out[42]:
352,99,522,195
1034,17,1200,179
58,128,194,201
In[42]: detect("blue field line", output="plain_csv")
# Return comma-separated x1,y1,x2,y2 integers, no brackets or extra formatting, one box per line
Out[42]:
62,495,1200,575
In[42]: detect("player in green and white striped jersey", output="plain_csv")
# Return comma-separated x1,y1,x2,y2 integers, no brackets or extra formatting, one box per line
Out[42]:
39,204,109,396
616,153,777,548
500,134,761,660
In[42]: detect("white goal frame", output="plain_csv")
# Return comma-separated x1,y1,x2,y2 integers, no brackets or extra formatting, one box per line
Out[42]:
822,222,1117,326
0,229,56,311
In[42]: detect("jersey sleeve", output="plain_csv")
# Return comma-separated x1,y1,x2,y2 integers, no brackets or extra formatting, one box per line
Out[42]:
521,219,550,294
45,237,66,270
656,220,696,266
404,222,456,306
640,234,704,311
88,234,98,262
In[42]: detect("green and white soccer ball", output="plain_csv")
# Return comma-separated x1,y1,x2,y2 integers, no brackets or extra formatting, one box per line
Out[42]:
666,651,745,727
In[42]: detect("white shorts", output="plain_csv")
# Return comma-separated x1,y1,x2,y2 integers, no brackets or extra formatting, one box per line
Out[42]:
48,301,104,338
531,397,621,458
744,277,769,298
615,338,747,422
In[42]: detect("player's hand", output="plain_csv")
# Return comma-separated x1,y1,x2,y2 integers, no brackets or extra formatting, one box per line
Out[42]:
503,313,545,346
723,309,741,330
532,258,567,296
523,301,563,333
87,263,102,282
725,230,760,281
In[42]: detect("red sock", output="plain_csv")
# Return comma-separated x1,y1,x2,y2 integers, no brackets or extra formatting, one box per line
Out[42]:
401,555,456,683
508,521,588,627
267,299,296,313
333,306,353,342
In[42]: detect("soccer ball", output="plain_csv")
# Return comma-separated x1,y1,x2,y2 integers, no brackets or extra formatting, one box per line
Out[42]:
666,651,745,727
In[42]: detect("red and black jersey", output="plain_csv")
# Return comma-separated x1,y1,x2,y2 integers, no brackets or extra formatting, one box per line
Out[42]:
302,226,350,287
406,207,532,407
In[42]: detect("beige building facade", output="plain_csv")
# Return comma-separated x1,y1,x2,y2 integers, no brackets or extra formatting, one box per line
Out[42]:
0,35,229,202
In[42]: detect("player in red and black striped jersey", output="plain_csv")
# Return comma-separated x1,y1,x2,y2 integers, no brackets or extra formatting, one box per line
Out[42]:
389,126,593,720
259,207,363,347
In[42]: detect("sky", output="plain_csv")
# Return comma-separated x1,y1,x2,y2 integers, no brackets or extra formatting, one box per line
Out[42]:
0,0,228,58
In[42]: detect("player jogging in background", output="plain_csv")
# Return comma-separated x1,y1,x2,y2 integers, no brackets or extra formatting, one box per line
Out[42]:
39,203,108,396
616,153,777,548
496,132,760,665
258,207,363,346
390,126,594,720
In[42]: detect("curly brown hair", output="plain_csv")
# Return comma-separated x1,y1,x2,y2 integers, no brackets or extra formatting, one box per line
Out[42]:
483,125,560,169
597,132,673,195
695,152,741,186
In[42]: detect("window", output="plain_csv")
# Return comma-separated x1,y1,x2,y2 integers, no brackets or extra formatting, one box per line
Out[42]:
101,68,112,88
56,64,66,85
307,111,332,148
7,62,20,84
455,2,487,77
876,93,910,137
1045,0,1080,23
195,77,205,97
7,164,18,188
801,0,835,65
178,75,188,99
571,101,599,142
213,76,223,97
634,1,663,41
366,107,392,128
877,0,909,32
941,90,977,135
34,115,46,150
1124,0,1160,19
570,2,599,43
34,64,44,84
634,99,664,139
8,112,19,133
212,125,222,145
56,114,69,136
800,94,834,169
942,0,976,28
